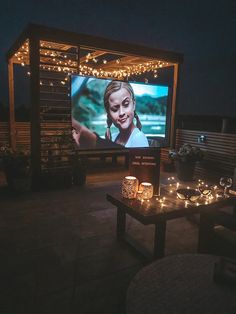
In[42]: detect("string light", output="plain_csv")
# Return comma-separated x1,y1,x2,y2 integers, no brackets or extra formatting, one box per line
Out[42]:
14,40,170,84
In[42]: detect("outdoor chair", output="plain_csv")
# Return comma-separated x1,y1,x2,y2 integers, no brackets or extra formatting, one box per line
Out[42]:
126,254,236,314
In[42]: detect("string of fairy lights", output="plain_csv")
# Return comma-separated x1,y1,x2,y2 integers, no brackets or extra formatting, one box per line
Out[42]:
137,177,221,211
13,40,171,86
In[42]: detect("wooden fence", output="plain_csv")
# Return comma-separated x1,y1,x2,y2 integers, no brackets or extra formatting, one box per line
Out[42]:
176,129,236,178
1,122,235,178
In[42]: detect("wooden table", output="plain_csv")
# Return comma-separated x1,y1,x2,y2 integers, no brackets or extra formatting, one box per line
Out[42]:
107,185,236,260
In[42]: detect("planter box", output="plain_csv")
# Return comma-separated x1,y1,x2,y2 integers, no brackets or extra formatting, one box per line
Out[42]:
176,161,196,181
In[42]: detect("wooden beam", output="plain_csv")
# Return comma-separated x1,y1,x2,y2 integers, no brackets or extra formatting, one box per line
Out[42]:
8,58,16,150
6,27,29,61
90,55,173,72
80,50,106,63
7,24,183,64
170,63,180,148
97,55,144,68
29,34,41,188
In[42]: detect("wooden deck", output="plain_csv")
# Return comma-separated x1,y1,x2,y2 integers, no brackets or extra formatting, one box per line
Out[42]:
0,166,200,314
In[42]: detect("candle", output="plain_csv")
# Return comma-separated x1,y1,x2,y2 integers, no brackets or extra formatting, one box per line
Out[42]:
139,182,153,200
122,176,139,199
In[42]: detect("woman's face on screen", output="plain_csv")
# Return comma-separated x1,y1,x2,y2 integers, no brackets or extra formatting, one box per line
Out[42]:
108,87,135,131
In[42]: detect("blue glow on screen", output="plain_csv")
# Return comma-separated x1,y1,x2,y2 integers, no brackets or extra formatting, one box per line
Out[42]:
131,83,168,98
71,75,170,143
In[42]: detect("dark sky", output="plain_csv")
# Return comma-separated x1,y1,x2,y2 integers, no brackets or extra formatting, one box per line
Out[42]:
0,0,235,116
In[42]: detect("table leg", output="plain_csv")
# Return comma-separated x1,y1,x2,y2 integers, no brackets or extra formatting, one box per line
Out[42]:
153,221,166,259
198,210,214,253
117,207,126,240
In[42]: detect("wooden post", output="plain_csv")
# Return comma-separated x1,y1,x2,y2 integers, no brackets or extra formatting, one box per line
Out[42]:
29,35,41,189
170,63,180,149
154,221,166,259
8,58,16,150
117,208,126,241
198,209,215,254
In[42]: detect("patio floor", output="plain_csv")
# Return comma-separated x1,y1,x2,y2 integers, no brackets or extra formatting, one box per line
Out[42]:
0,158,199,314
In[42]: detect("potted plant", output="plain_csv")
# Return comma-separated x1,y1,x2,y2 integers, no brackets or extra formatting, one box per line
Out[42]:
169,144,203,181
0,145,31,192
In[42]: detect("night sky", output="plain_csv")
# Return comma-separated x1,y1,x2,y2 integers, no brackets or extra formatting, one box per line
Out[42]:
0,0,235,117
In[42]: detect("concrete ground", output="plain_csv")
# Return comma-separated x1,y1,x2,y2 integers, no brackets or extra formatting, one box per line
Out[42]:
0,158,199,314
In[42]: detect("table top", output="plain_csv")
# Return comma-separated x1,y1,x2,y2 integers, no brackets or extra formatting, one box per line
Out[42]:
107,184,236,225
127,254,236,314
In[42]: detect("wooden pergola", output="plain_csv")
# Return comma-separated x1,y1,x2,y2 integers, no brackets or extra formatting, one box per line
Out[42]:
6,23,183,186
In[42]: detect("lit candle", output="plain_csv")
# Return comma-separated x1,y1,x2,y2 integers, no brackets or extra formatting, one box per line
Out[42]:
139,182,153,200
122,176,139,199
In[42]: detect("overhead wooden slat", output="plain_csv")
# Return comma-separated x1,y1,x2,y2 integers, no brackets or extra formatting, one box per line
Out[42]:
40,41,77,51
39,61,78,69
80,50,107,63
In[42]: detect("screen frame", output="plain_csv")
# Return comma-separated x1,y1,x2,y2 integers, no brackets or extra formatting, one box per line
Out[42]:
70,74,173,152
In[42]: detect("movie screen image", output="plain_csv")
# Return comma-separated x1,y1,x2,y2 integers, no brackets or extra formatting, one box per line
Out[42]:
71,75,170,150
